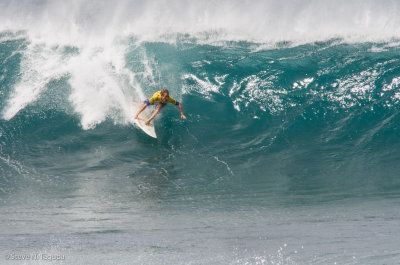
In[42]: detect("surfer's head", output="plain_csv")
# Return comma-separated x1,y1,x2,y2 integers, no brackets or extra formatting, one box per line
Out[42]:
160,88,169,102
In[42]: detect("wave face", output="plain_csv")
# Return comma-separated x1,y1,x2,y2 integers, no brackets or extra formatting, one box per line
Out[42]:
1,1,400,264
2,34,400,201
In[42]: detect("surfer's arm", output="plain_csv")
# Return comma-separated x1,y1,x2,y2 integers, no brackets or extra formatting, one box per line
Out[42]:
169,97,186,120
145,104,163,125
177,103,186,119
135,103,147,119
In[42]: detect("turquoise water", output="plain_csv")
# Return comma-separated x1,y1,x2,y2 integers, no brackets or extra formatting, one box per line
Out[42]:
1,1,400,264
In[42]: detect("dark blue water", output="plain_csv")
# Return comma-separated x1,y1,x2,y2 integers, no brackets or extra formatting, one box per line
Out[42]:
2,1,400,264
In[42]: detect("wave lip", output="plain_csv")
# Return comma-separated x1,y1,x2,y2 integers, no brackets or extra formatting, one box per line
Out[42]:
1,0,400,44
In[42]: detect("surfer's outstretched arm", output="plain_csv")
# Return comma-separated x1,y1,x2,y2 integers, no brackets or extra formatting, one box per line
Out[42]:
145,103,164,125
135,103,147,119
177,103,186,119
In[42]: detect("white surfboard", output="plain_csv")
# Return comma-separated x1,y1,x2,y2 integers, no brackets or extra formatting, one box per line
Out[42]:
132,102,157,138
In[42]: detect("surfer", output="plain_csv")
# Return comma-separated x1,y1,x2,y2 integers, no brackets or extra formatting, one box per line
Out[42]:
135,88,187,125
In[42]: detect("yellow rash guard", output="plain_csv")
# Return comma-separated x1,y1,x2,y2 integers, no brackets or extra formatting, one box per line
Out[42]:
144,91,179,106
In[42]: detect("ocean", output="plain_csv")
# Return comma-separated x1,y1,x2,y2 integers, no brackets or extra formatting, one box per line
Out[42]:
1,0,400,264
